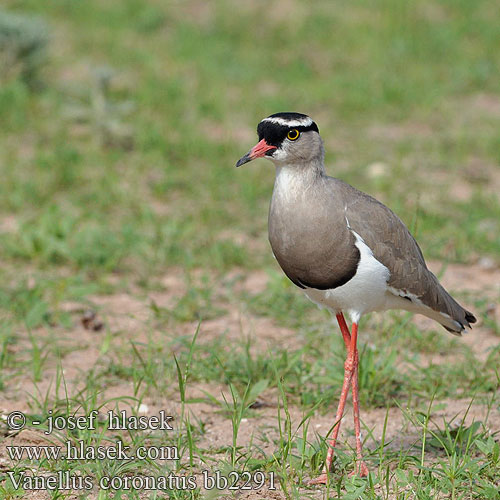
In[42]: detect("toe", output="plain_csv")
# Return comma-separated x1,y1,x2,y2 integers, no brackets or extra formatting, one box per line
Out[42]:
307,473,329,485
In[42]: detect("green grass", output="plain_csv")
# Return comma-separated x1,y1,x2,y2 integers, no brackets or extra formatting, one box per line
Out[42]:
1,0,500,499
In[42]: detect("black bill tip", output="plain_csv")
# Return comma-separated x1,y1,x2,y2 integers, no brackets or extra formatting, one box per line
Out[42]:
236,152,252,168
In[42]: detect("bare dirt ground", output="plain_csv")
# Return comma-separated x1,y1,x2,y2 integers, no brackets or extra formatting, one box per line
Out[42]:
1,261,499,499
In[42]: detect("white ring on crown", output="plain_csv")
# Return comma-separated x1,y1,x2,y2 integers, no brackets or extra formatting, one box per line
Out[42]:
261,116,313,127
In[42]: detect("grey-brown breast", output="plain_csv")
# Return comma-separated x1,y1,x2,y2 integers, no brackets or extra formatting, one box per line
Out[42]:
268,177,360,290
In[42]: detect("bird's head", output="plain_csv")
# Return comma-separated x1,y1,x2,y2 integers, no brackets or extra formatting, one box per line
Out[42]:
236,112,323,168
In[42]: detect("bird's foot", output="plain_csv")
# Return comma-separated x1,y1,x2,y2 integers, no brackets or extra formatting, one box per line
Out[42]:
308,461,368,485
307,472,329,486
349,460,369,478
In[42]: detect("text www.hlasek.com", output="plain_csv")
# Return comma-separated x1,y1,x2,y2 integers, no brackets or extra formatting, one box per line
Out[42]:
7,441,178,461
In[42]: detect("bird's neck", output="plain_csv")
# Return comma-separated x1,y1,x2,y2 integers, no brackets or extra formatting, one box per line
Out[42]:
273,160,325,200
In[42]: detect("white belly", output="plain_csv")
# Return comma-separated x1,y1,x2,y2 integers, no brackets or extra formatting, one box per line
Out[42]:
303,231,391,323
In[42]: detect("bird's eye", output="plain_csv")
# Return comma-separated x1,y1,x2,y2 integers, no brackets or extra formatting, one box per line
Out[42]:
287,129,300,141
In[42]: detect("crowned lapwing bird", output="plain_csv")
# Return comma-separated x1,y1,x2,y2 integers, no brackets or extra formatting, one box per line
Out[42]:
236,112,476,483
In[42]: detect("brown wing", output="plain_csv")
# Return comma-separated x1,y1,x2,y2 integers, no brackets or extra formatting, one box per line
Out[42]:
332,178,476,333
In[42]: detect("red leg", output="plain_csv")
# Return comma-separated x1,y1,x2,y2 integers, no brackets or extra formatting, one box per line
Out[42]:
349,323,368,477
308,313,355,485
309,318,369,485
336,312,351,348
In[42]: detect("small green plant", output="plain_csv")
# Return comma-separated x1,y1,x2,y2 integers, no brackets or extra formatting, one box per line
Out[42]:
62,66,134,149
0,9,48,88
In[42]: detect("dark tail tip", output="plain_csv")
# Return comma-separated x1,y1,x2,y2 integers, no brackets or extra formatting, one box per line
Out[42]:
465,310,477,324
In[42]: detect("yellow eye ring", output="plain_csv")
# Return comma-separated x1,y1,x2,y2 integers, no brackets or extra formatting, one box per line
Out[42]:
287,129,300,141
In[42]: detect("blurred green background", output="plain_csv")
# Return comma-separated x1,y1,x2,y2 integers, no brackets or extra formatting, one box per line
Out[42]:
1,0,499,293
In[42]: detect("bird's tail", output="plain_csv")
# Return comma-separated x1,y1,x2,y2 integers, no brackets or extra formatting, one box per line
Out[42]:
429,276,477,335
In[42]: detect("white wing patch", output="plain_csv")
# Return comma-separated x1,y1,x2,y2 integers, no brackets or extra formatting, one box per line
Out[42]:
386,285,463,333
